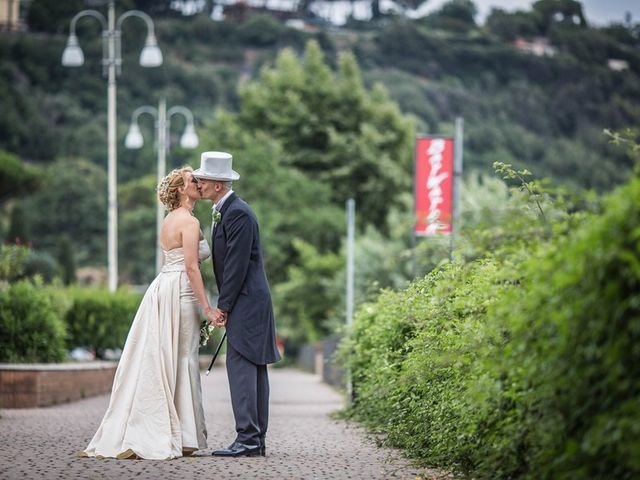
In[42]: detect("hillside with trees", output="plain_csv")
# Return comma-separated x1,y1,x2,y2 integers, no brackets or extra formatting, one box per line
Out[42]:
1,0,639,351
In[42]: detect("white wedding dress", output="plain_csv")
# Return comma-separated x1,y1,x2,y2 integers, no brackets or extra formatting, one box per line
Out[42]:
81,239,211,460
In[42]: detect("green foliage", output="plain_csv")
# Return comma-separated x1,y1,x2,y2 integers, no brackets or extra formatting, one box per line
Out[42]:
63,287,142,358
549,24,629,65
0,150,40,203
471,175,640,479
606,127,640,172
4,1,639,362
485,9,541,41
493,161,547,222
340,171,640,478
454,172,552,260
6,203,30,244
0,279,67,363
118,175,156,284
423,0,478,33
360,19,638,188
237,39,414,227
56,234,76,285
0,244,29,282
532,0,587,31
342,254,522,471
23,249,59,282
25,0,84,34
237,14,286,47
273,239,343,347
198,111,344,285
22,157,107,266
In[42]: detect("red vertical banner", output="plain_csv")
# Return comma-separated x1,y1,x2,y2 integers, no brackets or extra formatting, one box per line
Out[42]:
415,136,454,236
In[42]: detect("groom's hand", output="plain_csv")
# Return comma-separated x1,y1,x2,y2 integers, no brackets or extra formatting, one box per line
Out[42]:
213,308,227,328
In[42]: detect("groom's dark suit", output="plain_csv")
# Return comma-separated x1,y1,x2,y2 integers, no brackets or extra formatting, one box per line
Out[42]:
212,192,280,450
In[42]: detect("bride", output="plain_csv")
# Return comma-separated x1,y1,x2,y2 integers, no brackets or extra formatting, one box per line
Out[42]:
81,166,217,460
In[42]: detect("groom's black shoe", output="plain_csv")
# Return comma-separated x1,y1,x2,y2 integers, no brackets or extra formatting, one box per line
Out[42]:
212,441,261,457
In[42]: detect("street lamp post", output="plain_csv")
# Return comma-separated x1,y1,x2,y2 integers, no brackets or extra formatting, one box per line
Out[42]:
62,1,163,292
125,98,199,274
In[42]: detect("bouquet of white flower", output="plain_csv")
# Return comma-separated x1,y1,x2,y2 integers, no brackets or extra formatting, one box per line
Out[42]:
200,320,215,347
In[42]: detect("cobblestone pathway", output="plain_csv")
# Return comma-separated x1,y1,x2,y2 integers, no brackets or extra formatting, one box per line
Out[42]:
0,367,445,480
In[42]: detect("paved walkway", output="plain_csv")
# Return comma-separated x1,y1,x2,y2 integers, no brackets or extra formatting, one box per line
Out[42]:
0,367,443,480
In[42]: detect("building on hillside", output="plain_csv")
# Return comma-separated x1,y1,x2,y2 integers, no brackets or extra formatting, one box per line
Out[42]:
210,0,407,26
607,59,629,71
213,0,299,22
0,0,21,31
513,37,557,57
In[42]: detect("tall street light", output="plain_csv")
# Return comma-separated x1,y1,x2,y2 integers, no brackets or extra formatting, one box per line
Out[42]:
125,98,199,274
62,1,163,292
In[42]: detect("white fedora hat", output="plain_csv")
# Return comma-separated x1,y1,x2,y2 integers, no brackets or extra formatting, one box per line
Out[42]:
192,151,240,181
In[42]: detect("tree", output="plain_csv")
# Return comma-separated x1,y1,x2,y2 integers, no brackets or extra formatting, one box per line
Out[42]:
118,175,156,284
6,204,30,244
432,0,478,30
237,40,415,228
532,0,587,32
26,0,84,34
486,8,541,40
56,234,76,285
23,158,107,266
273,239,343,348
0,150,40,204
198,112,345,285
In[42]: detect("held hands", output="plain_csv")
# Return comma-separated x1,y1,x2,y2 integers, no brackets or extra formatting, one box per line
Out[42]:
205,306,227,328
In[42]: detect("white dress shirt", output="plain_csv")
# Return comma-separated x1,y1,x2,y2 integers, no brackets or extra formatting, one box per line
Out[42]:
211,189,234,236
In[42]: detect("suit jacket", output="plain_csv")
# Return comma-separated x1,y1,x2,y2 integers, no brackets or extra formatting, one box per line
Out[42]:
212,193,280,365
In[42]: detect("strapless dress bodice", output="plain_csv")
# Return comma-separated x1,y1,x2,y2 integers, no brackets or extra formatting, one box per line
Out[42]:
162,239,211,271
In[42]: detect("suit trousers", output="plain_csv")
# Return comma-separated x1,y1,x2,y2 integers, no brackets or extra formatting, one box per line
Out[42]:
226,340,270,447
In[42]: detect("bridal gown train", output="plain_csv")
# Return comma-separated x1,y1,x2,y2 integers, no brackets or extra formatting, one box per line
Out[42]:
81,239,211,460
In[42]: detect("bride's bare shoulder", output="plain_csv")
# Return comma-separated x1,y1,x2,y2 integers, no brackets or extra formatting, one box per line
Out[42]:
169,208,200,225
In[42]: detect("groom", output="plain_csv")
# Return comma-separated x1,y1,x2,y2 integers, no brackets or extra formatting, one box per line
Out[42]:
193,151,281,458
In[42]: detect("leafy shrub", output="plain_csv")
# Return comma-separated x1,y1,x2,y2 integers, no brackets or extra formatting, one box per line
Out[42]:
341,174,640,478
23,249,59,282
0,149,41,203
341,252,524,472
64,287,142,358
0,279,67,362
273,239,342,349
472,175,640,479
0,244,29,282
237,14,285,47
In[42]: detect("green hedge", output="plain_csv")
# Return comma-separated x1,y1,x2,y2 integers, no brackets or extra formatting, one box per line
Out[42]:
0,280,67,362
1,242,143,362
475,175,640,479
341,176,640,479
63,287,142,358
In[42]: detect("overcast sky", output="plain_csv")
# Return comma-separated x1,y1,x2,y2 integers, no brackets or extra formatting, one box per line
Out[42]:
306,0,640,26
462,0,639,25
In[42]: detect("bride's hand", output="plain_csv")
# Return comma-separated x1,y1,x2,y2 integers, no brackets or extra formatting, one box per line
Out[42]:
205,307,218,327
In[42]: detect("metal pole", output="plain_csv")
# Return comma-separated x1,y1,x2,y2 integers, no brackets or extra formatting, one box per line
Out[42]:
451,117,464,260
345,198,355,402
346,199,355,327
412,139,418,278
107,0,118,292
156,98,167,274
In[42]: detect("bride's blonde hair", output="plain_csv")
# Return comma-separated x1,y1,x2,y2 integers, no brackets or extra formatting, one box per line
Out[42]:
157,166,193,211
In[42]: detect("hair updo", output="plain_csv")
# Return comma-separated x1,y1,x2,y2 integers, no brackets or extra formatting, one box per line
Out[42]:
157,166,192,211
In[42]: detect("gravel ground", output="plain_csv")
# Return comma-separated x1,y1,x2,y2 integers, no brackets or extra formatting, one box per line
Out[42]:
0,367,449,480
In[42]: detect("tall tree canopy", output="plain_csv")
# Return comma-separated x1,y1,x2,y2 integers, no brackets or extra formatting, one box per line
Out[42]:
237,40,415,227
